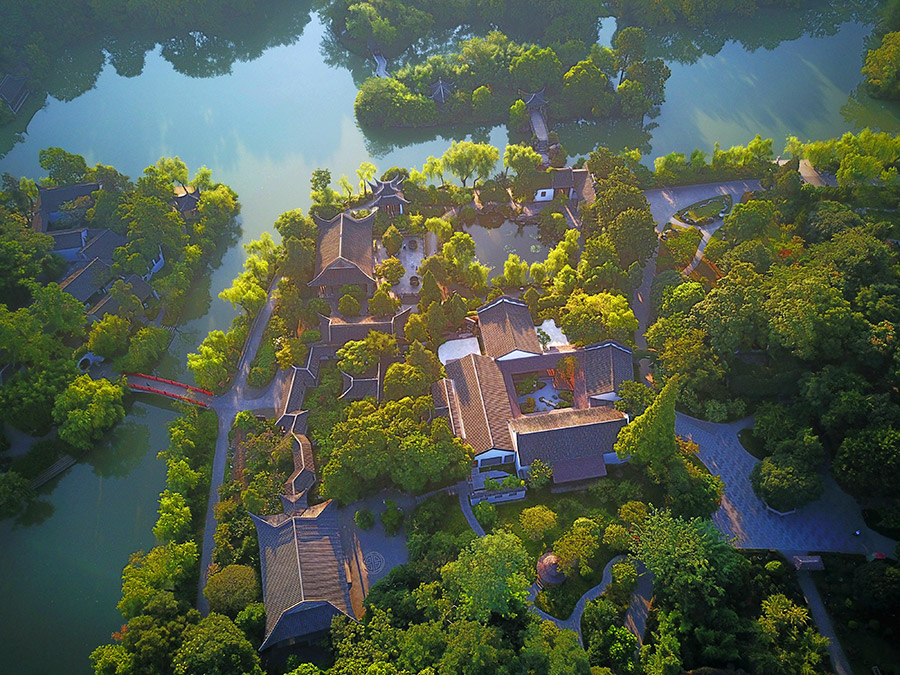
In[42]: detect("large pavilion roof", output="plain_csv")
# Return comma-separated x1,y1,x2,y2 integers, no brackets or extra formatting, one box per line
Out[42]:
477,296,542,360
252,500,352,650
309,212,375,286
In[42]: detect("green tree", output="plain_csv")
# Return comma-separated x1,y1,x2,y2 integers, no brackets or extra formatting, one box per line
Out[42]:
864,31,900,98
721,200,777,242
504,143,543,177
118,541,199,619
615,380,654,417
510,46,562,92
153,489,192,543
834,426,900,499
441,141,500,187
382,224,403,256
406,340,444,381
338,293,361,317
553,517,600,576
383,362,430,400
375,256,405,284
526,459,553,488
418,269,443,309
631,509,744,616
615,378,678,481
0,471,35,518
38,147,88,186
370,285,399,318
441,532,530,620
564,59,613,117
749,594,830,675
204,564,260,618
608,206,656,266
519,505,557,541
559,291,638,345
52,375,126,451
172,613,262,675
87,314,132,359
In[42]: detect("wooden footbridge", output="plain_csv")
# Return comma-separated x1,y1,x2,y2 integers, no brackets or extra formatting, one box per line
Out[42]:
125,373,214,407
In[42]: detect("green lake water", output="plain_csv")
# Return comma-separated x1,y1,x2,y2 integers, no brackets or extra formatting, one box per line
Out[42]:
1,8,900,673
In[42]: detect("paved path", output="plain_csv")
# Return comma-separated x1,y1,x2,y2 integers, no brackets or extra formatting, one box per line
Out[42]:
458,484,652,643
529,109,549,142
797,570,853,675
644,180,761,274
631,250,659,385
196,276,283,612
373,53,388,78
457,482,485,537
527,557,653,646
676,413,897,554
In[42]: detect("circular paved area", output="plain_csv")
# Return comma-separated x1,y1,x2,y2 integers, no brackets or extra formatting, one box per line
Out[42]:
363,551,385,574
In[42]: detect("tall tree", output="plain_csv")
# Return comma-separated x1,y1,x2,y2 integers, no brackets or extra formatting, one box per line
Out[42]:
615,378,678,481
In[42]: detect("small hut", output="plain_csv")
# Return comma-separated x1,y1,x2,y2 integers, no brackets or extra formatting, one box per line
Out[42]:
537,552,566,587
429,78,454,105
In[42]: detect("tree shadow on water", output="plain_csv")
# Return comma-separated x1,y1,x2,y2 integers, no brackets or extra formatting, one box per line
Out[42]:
84,420,153,479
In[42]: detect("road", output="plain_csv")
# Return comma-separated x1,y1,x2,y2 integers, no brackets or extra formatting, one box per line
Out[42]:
196,275,285,612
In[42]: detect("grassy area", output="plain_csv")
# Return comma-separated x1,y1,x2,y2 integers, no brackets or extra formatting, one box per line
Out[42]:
489,464,665,619
811,553,900,675
738,428,768,460
675,195,733,225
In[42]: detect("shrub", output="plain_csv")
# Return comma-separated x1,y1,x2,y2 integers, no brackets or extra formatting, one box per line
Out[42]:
247,339,276,388
521,397,536,414
473,501,497,530
354,508,375,530
520,505,558,541
300,329,321,344
204,564,260,618
338,294,361,317
380,500,404,536
526,459,553,489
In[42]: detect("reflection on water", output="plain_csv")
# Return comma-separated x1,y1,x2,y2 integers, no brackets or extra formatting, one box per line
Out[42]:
0,402,175,675
463,221,551,276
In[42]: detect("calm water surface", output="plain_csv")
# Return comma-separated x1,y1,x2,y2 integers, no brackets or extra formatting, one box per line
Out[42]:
1,11,899,674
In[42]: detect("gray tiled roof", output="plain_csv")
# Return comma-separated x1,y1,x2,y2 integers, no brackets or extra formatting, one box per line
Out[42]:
79,228,127,264
252,500,352,651
33,183,99,231
550,168,575,190
444,354,513,454
309,212,375,287
583,341,634,398
59,257,112,303
510,407,627,483
50,228,86,251
477,296,541,359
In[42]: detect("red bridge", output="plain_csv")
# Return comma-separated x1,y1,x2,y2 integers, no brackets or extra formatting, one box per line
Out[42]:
125,373,214,408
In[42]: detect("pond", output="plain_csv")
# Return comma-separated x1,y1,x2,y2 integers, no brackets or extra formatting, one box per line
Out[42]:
462,221,550,276
1,6,899,673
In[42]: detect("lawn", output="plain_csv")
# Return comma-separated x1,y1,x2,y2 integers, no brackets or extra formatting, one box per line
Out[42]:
675,194,733,225
489,464,665,619
810,553,900,675
738,428,768,460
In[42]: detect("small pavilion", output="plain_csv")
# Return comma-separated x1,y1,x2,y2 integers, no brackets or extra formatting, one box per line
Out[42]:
429,78,454,105
368,176,410,216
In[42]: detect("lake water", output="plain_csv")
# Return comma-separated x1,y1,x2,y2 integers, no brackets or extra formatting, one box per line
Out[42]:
1,8,899,673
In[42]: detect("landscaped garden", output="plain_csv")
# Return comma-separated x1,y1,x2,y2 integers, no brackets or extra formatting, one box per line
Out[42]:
675,194,733,226
810,553,900,675
485,464,666,619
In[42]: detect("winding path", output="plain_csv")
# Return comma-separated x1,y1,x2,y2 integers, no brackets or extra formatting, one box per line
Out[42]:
457,484,652,644
196,275,285,612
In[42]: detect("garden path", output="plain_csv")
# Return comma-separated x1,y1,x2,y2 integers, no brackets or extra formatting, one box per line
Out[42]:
675,413,897,554
797,570,853,675
196,275,285,613
458,484,652,645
